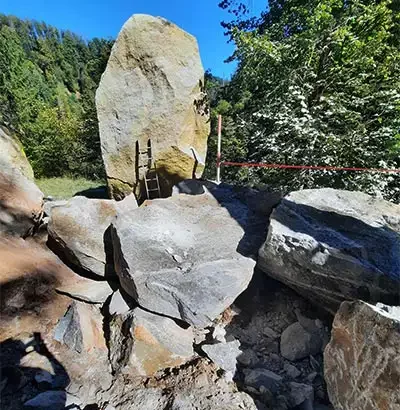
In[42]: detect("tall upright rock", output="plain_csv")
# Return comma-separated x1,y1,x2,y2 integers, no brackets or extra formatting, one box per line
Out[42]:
96,14,210,201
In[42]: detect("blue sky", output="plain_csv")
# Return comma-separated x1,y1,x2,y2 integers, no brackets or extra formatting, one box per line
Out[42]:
1,0,267,78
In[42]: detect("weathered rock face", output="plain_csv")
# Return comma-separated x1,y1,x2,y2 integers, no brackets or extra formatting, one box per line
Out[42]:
48,195,137,277
258,188,400,313
112,193,255,327
108,307,194,376
96,14,210,200
54,301,107,354
0,125,34,180
324,300,400,410
0,126,43,237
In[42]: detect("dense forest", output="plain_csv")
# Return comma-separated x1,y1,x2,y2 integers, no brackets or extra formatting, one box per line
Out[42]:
1,0,400,201
206,0,400,201
0,14,113,178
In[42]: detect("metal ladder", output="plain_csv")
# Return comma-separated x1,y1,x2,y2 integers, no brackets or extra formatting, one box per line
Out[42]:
138,139,161,199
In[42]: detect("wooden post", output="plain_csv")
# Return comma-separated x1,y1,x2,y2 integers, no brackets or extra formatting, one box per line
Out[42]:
217,114,222,184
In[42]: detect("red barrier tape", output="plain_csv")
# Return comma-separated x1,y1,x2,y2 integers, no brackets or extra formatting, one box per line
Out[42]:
220,161,400,174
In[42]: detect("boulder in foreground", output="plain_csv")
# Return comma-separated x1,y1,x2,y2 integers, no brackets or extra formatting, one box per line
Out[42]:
96,14,210,200
48,195,137,277
324,300,400,410
112,193,256,327
258,188,400,312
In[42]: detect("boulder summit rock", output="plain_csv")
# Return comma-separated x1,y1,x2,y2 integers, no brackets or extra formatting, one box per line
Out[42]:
96,14,210,200
112,194,255,327
324,301,400,410
258,188,400,312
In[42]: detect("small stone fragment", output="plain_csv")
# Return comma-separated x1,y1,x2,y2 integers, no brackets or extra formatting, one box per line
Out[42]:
108,289,131,316
280,322,322,361
284,362,301,379
287,382,314,408
202,340,241,376
243,368,283,393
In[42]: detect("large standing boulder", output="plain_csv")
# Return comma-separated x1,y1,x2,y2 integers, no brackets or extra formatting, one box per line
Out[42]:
48,195,137,278
324,300,400,410
96,14,210,200
0,126,43,237
112,194,256,327
258,188,400,313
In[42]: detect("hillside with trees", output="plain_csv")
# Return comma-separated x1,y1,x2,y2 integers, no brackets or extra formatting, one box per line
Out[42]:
209,0,400,201
0,14,113,179
1,1,400,202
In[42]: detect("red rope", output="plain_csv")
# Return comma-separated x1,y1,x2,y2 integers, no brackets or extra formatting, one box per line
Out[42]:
220,161,400,174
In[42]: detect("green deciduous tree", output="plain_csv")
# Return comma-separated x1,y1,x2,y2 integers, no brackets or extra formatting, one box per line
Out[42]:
217,0,400,201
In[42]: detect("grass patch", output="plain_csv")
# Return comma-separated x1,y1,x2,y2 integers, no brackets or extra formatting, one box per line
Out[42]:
36,177,107,200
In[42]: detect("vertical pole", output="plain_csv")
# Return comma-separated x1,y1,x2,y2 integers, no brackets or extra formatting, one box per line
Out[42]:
217,114,222,184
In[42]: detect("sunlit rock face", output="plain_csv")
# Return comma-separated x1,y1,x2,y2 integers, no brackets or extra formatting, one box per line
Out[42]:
96,14,210,201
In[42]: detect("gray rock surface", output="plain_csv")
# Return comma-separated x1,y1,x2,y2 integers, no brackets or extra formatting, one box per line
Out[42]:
96,14,209,200
287,382,314,408
324,300,400,410
48,195,137,277
112,193,255,327
109,307,194,376
258,188,400,312
280,322,322,361
56,276,113,304
243,368,283,393
108,289,131,315
284,363,302,379
54,301,107,354
201,340,241,376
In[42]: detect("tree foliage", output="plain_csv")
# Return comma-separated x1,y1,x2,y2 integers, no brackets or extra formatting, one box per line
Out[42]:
0,15,113,178
215,0,400,201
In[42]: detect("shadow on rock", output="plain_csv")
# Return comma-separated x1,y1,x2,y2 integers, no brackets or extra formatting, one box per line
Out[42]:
0,333,71,410
173,179,282,259
73,186,108,199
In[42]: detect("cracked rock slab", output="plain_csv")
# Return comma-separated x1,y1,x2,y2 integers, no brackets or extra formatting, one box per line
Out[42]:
258,188,400,312
112,194,255,327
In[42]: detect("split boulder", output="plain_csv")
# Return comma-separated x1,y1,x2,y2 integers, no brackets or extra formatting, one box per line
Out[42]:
112,194,256,327
258,188,400,312
96,14,210,200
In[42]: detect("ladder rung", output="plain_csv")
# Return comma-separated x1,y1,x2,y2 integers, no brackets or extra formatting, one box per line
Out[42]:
146,179,157,182
147,188,160,192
